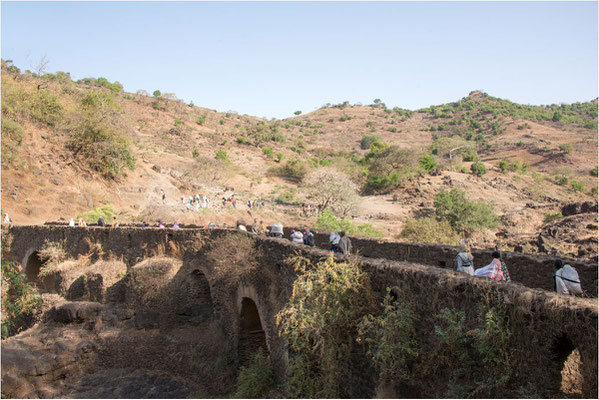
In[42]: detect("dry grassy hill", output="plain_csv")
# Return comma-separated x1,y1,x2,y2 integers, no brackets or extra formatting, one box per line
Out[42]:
1,61,597,259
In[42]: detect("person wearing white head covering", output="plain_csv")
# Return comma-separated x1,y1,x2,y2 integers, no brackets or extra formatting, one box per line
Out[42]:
554,259,582,295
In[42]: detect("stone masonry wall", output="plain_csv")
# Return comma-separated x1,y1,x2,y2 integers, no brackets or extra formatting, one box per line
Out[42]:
2,225,597,397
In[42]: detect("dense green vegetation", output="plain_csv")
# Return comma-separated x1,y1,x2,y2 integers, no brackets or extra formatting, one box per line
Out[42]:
314,210,383,238
277,255,520,398
434,189,498,235
277,254,376,398
419,91,598,131
2,60,136,180
234,349,274,398
68,91,136,179
400,189,497,244
1,259,42,339
76,205,115,224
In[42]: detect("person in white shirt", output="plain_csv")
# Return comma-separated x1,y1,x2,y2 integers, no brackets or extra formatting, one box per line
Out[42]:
554,259,582,295
290,229,304,244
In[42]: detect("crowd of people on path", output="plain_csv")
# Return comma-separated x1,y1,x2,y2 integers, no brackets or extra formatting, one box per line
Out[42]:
455,240,583,296
234,219,353,256
163,189,268,214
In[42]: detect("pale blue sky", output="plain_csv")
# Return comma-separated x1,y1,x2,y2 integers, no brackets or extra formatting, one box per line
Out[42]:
2,1,597,119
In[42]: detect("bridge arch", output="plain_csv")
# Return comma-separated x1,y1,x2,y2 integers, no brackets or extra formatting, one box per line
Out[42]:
237,287,270,366
189,269,213,305
21,249,54,290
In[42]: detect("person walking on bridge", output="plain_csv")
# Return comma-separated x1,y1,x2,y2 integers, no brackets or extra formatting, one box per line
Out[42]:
338,231,352,256
290,229,304,244
554,259,582,296
456,240,474,276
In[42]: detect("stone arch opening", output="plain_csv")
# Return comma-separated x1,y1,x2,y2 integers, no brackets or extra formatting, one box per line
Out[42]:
178,269,214,323
552,334,584,396
238,297,268,366
24,251,43,284
24,251,55,290
189,269,213,305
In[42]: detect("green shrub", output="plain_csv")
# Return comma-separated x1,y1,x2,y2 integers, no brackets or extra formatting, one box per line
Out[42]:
461,148,478,162
153,90,161,97
1,260,43,339
269,159,307,183
358,291,418,385
590,166,598,177
277,254,376,398
435,302,514,397
543,212,563,224
507,159,528,173
559,144,573,153
419,155,437,173
570,180,584,192
68,91,135,180
389,127,398,133
277,188,297,204
215,150,229,162
196,114,206,125
1,118,24,165
236,136,247,144
191,148,200,158
219,119,225,125
234,348,274,398
470,161,487,176
28,89,62,126
313,210,383,238
434,189,498,235
557,175,569,186
399,217,460,245
174,119,183,126
76,205,115,224
363,172,401,195
276,152,284,162
552,110,562,122
498,160,507,173
294,110,302,115
262,147,274,159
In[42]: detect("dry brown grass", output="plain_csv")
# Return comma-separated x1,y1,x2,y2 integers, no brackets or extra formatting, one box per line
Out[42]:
125,256,182,313
205,232,262,285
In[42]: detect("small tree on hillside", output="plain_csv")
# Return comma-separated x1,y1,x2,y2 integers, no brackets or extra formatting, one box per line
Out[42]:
153,90,161,97
302,168,359,215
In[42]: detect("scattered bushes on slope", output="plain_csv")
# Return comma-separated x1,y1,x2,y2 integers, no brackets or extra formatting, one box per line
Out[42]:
68,90,135,180
1,118,24,166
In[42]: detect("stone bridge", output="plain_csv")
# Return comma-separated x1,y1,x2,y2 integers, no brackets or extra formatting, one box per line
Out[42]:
2,225,597,397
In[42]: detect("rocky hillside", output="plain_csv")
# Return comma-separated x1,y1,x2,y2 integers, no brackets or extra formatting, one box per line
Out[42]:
1,60,597,259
